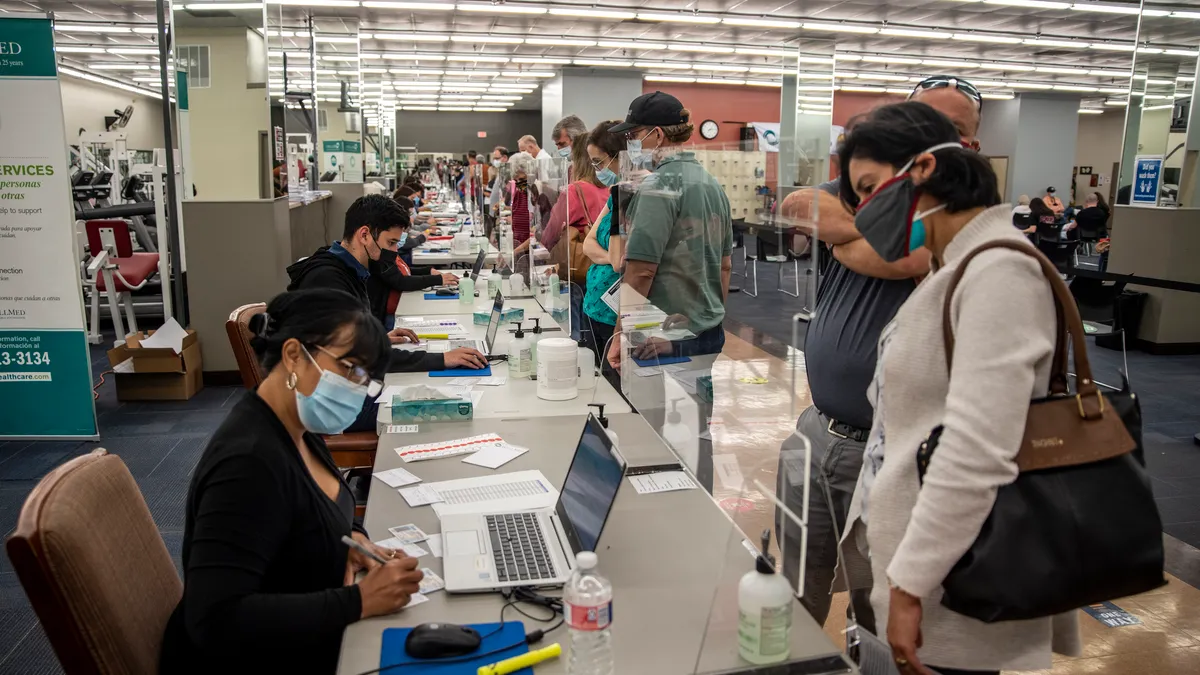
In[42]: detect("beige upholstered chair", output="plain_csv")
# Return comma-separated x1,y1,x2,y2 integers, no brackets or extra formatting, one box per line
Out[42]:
6,449,182,674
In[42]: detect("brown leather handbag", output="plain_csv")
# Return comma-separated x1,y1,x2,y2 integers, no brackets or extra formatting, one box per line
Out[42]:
549,183,595,284
916,240,1165,622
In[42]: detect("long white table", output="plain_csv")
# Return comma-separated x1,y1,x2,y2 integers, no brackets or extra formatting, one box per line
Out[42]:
412,243,500,266
376,310,629,432
394,289,548,320
336,413,853,674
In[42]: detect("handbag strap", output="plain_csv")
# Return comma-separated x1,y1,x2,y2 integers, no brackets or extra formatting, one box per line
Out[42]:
941,240,1101,413
573,183,590,226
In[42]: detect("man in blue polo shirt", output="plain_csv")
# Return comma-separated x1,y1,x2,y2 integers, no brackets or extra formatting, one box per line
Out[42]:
775,76,984,632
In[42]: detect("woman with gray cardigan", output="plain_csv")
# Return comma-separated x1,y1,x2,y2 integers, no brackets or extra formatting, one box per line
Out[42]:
834,101,1080,675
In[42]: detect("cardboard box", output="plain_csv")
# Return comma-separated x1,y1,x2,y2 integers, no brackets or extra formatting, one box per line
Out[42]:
106,328,204,401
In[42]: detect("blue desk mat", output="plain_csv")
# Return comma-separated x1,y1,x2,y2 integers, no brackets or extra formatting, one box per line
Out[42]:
379,621,531,674
424,293,460,300
429,365,492,377
632,355,692,368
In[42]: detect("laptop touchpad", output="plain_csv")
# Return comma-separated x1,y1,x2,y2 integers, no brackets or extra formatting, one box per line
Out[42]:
446,530,482,554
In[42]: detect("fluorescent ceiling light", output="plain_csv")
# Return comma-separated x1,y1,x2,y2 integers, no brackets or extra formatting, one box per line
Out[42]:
1171,11,1200,18
981,92,1014,99
106,47,159,55
745,80,782,87
1071,2,1139,14
574,59,633,67
801,110,831,116
402,106,439,110
983,63,1035,71
373,33,450,41
799,56,835,65
474,107,509,112
182,2,264,9
1143,103,1176,111
1104,99,1127,106
736,47,794,57
453,35,523,44
550,8,634,19
1008,81,1054,89
694,78,746,85
692,64,749,72
1179,76,1197,82
1024,38,1088,48
1077,108,1103,114
1090,43,1135,51
1145,78,1175,85
796,85,831,91
986,0,1069,8
271,0,361,6
1098,87,1127,94
510,57,571,64
362,68,388,73
1164,49,1200,57
91,63,150,70
1037,66,1090,74
802,22,878,34
922,59,977,68
59,65,161,98
1054,84,1099,91
645,75,696,83
634,61,687,69
1089,69,1127,76
501,70,554,77
722,18,800,28
881,28,948,39
439,107,475,111
668,44,735,54
457,2,547,14
971,79,1009,86
362,1,453,8
524,38,596,46
797,95,830,102
391,68,443,74
861,55,921,65
132,76,161,82
801,103,832,110
1140,8,1170,16
749,66,786,74
56,46,107,54
315,36,357,44
853,73,910,82
637,12,720,24
840,85,886,92
131,27,159,34
440,94,480,99
599,40,666,50
479,95,522,100
320,55,359,61
953,33,1022,44
446,54,501,62
55,24,131,33
1136,47,1164,54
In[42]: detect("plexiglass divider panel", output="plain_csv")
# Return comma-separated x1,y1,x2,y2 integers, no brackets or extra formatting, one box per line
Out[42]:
312,17,361,184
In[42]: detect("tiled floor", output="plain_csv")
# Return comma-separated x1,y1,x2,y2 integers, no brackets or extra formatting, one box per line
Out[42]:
1,321,1198,673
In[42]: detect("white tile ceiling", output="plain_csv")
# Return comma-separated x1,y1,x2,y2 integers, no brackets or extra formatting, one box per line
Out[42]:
15,0,1199,113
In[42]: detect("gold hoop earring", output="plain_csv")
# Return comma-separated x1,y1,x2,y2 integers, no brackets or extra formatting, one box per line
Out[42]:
286,371,298,390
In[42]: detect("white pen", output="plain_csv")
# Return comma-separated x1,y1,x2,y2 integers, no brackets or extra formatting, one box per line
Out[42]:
341,535,391,565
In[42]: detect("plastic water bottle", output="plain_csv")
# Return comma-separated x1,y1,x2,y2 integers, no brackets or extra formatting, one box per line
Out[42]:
565,551,613,675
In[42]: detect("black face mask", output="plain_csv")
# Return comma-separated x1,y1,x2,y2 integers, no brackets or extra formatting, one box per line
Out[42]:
516,178,529,190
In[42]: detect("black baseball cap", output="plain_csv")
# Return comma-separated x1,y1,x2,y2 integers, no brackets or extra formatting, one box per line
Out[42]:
609,91,686,134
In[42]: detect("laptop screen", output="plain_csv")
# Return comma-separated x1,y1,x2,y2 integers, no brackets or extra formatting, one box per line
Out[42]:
483,290,504,352
556,415,626,554
469,249,486,279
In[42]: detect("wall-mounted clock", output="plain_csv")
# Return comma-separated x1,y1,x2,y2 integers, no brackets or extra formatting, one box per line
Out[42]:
699,119,720,140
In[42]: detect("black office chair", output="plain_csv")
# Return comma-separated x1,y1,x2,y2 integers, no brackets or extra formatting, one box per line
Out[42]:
1035,219,1077,274
1074,210,1108,258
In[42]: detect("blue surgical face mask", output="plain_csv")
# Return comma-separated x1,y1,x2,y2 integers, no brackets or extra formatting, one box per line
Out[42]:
295,346,369,435
558,146,570,158
597,167,619,187
626,129,657,170
398,232,408,247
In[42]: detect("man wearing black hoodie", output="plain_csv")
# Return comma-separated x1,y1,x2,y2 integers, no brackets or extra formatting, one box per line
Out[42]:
287,195,486,375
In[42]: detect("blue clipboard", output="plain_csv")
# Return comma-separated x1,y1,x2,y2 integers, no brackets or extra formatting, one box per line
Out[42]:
429,365,492,377
632,355,692,368
379,621,531,674
424,293,460,300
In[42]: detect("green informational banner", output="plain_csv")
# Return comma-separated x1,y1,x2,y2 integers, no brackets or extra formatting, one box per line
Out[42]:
323,140,344,152
0,16,98,438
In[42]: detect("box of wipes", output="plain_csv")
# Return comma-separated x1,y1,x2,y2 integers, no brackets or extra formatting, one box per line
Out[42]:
474,306,524,326
390,385,474,423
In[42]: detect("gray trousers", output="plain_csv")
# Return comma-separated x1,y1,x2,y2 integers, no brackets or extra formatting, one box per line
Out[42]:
775,405,876,632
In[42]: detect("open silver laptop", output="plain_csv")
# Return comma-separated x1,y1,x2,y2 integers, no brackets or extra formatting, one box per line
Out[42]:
446,289,504,356
441,414,626,592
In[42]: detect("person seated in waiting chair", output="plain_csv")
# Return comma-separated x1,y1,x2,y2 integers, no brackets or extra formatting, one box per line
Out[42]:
1067,192,1109,240
159,289,424,674
286,194,485,373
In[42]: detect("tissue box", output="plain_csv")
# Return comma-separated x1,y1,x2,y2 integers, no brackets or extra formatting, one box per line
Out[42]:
390,396,474,423
696,375,714,404
474,307,524,325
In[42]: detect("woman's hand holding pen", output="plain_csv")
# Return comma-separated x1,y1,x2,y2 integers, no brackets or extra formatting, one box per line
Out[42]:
358,554,424,618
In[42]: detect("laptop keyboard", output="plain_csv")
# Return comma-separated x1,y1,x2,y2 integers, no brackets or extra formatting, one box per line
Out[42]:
486,513,557,583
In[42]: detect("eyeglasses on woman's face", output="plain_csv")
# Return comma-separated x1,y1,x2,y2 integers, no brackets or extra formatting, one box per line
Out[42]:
308,344,384,396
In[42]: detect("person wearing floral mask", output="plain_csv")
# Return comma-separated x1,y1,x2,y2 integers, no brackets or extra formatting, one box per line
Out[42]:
838,100,1079,675
160,289,425,674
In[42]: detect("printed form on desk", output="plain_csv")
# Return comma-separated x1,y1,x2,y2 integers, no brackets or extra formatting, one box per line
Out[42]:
629,471,697,494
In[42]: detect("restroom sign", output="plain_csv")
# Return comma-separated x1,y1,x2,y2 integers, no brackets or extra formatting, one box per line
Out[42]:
1132,155,1162,205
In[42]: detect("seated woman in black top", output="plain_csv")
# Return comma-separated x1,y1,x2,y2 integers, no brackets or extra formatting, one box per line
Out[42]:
160,289,424,674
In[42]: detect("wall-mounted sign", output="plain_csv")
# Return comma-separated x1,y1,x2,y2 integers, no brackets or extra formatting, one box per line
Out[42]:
1132,155,1162,205
477,131,487,138
1078,166,1093,175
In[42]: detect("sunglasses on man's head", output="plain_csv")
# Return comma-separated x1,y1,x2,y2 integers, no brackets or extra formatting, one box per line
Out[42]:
909,76,983,109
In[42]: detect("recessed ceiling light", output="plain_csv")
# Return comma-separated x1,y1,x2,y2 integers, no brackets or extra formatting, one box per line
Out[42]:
549,8,635,19
598,40,667,50
722,17,801,28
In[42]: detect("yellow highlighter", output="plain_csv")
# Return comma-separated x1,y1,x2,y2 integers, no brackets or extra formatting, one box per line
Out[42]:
419,333,450,340
477,643,562,675
632,321,660,330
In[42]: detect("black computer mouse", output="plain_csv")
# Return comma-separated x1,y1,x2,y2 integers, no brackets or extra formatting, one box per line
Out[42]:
435,288,457,296
404,622,482,659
